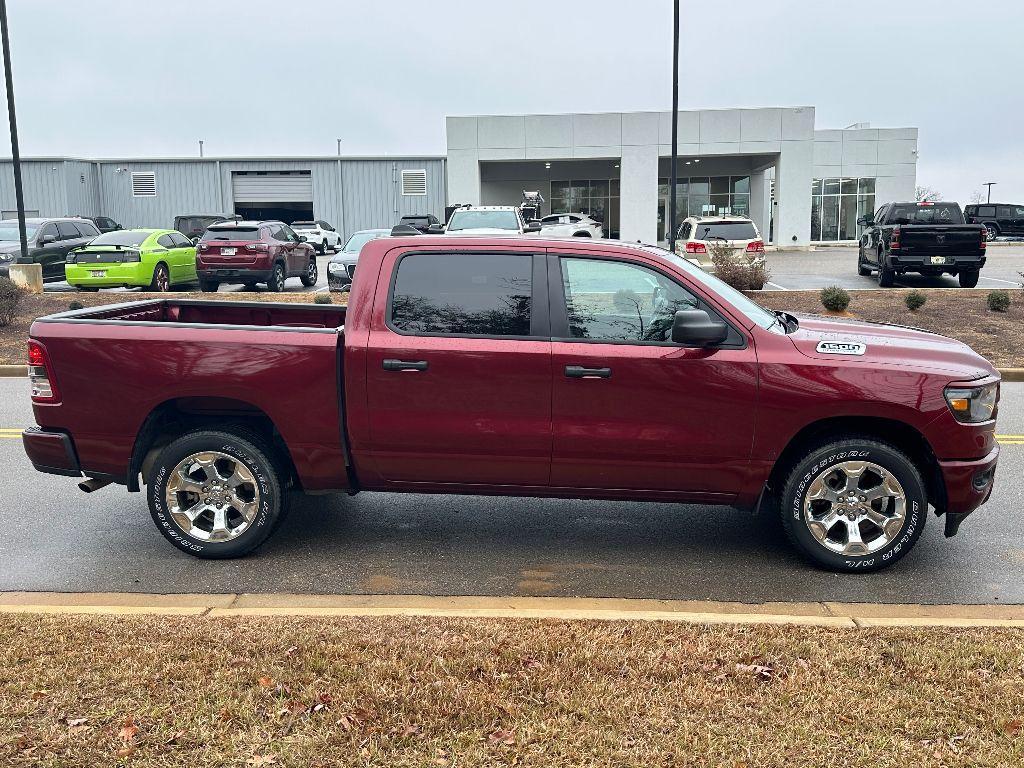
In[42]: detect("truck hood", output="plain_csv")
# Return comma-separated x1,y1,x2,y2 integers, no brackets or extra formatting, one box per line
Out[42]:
786,313,996,379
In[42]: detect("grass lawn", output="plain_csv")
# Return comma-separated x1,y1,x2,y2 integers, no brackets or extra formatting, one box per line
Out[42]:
1,614,1023,766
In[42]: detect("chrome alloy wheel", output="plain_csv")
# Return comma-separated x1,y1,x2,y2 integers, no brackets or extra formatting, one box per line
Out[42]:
164,451,260,542
802,460,907,556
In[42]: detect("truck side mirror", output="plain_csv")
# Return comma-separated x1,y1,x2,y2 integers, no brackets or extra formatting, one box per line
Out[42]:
426,223,445,234
671,309,728,347
856,216,872,226
39,234,56,245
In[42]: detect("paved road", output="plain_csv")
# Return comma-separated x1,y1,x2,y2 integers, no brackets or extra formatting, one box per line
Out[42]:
764,244,1024,291
1,379,1022,604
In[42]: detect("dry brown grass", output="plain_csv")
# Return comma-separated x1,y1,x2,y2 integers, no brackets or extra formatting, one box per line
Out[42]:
1,614,1023,767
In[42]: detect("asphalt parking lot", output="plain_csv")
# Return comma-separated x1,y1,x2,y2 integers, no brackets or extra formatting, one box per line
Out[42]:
2,377,1022,604
764,243,1024,291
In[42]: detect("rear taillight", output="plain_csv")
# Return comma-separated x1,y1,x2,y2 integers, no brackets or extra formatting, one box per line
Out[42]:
27,340,59,403
890,225,901,250
197,243,209,253
980,231,987,250
124,249,141,263
685,242,707,254
246,243,270,252
746,239,765,253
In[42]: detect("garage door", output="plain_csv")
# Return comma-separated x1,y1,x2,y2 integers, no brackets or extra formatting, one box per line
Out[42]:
231,171,313,203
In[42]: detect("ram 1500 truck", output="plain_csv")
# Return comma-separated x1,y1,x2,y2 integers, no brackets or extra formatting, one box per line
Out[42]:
857,201,987,287
22,236,1000,572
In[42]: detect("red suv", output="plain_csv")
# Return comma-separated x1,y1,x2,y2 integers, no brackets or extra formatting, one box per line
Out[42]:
196,220,317,292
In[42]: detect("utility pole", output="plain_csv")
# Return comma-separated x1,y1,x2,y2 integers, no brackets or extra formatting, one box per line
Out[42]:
0,0,28,265
983,182,996,204
668,0,679,252
198,139,204,158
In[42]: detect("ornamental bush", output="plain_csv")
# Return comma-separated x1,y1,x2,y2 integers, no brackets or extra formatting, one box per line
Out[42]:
904,290,926,311
987,290,1010,312
819,285,851,312
0,277,25,327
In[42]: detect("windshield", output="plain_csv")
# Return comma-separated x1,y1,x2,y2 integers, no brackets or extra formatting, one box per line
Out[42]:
291,222,316,229
89,230,149,247
446,210,519,231
887,203,965,225
342,231,382,253
202,227,261,242
690,221,757,241
0,222,39,240
645,245,782,332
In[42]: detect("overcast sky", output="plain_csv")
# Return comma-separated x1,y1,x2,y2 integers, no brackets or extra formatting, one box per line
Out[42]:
1,0,1020,203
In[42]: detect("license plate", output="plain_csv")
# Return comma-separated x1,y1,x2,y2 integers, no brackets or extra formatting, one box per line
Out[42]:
221,247,236,256
930,256,946,264
89,270,106,278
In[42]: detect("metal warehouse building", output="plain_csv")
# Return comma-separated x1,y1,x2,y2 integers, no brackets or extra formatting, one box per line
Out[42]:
0,156,446,241
0,105,917,247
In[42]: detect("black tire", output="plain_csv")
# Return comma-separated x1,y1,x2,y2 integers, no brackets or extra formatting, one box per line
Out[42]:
779,437,927,573
321,239,329,254
958,269,980,288
267,262,286,292
877,258,895,287
984,223,998,242
146,428,287,559
300,258,318,287
857,248,871,276
199,279,219,293
242,282,258,291
149,263,170,292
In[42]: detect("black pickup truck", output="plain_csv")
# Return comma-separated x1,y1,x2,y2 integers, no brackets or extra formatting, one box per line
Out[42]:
857,202,987,287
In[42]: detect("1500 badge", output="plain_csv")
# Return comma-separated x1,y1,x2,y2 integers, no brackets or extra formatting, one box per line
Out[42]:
816,340,867,356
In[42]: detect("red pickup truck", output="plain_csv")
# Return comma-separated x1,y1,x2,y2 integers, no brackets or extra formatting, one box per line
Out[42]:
22,236,1000,572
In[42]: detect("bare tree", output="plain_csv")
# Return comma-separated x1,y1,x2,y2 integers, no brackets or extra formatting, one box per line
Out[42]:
915,186,942,202
968,191,985,205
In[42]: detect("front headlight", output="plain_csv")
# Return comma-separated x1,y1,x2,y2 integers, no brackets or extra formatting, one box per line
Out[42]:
328,262,345,275
944,381,999,423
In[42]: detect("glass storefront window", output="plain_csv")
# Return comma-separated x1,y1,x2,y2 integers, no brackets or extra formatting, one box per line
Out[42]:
550,178,620,238
810,177,877,242
654,175,753,240
732,176,750,194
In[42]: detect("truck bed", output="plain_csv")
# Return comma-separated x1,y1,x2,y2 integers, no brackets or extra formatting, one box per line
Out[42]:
29,298,351,493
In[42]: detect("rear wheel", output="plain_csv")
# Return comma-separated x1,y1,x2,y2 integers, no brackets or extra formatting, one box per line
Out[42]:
149,263,170,292
857,248,871,276
147,429,286,558
984,223,999,242
877,258,895,287
199,279,219,293
267,262,286,292
959,269,980,288
300,258,318,287
779,437,927,572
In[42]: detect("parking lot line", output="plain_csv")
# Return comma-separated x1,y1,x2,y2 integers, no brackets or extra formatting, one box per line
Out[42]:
764,281,790,290
980,276,1021,286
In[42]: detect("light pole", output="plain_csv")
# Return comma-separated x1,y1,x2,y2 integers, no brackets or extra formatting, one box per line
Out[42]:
198,139,204,158
667,0,679,252
336,138,341,156
983,182,996,204
0,0,28,265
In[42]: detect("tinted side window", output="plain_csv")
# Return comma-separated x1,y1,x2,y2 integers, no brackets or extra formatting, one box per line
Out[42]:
560,257,699,343
157,234,175,248
74,222,99,237
269,225,286,241
169,232,191,247
281,225,299,242
977,206,996,217
39,223,59,240
56,221,81,240
997,206,1014,218
390,253,532,337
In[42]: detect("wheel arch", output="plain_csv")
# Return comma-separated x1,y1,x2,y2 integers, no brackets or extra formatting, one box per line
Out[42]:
127,396,299,493
766,415,945,513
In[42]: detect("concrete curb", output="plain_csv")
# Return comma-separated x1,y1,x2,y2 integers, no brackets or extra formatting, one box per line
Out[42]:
999,368,1024,382
2,592,1024,628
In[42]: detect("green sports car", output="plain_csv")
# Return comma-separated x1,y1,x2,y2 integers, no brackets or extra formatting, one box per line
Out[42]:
65,229,197,291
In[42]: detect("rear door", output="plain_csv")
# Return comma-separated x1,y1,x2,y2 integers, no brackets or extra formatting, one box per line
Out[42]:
548,250,758,499
363,247,552,487
278,224,304,275
167,231,197,281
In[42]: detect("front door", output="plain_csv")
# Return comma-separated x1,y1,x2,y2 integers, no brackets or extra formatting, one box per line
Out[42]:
364,249,552,487
548,252,758,500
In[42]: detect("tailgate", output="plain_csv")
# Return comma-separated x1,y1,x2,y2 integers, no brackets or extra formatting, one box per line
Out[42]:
72,248,138,264
899,226,984,254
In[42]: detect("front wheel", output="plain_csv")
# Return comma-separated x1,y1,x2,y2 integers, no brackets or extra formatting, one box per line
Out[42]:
958,269,980,288
857,248,871,276
779,438,927,572
147,429,287,558
267,262,286,292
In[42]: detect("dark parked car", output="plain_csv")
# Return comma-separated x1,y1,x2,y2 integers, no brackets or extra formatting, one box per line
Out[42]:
0,217,100,280
70,216,121,233
857,202,987,287
327,228,389,291
399,213,441,233
174,214,230,241
965,204,1024,241
195,220,316,292
24,236,999,571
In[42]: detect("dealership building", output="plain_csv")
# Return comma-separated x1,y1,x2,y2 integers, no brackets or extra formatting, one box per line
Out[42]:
0,106,917,247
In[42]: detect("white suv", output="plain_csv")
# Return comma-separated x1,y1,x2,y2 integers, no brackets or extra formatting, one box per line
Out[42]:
444,206,542,235
537,213,604,239
291,220,343,254
676,216,765,268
